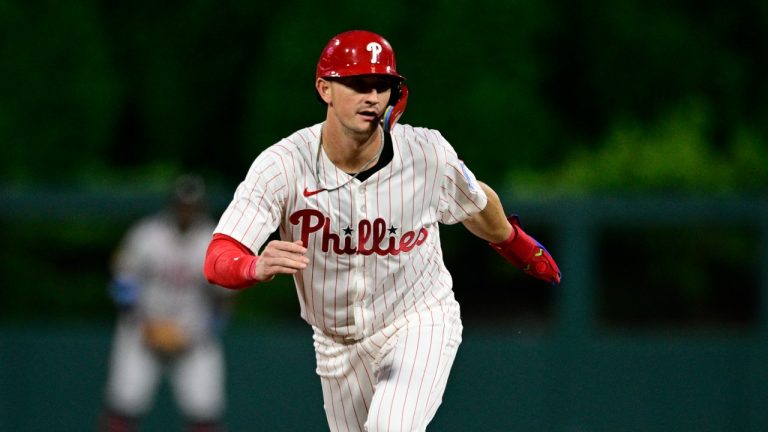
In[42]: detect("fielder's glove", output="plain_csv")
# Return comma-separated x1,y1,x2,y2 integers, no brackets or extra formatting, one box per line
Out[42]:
143,320,188,354
489,215,561,285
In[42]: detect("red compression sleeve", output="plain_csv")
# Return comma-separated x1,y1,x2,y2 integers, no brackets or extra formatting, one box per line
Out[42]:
204,233,259,289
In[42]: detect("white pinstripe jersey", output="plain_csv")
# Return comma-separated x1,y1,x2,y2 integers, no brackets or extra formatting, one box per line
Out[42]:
214,122,488,339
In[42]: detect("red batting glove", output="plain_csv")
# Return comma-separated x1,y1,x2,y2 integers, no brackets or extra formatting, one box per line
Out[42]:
489,215,562,285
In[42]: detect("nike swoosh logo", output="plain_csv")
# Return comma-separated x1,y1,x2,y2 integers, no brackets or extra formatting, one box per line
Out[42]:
303,187,326,197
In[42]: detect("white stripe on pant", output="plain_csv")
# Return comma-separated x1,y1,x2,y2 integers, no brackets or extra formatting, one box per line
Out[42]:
313,303,462,432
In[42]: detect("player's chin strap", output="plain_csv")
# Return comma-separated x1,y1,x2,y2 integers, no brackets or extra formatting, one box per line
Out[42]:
382,83,409,132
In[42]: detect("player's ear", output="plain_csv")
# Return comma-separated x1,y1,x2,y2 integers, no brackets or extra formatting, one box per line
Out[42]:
316,78,332,104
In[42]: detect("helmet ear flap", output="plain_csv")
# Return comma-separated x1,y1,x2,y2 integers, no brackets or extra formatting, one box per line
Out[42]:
387,80,402,106
383,82,408,132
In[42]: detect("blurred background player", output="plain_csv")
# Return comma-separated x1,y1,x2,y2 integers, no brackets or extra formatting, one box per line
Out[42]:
99,174,234,432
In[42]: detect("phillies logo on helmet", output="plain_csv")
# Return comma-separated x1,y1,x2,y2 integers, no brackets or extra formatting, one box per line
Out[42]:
315,30,405,80
289,209,428,256
366,42,382,63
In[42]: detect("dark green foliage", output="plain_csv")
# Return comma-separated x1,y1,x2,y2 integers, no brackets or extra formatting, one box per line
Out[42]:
1,0,766,324
2,0,766,188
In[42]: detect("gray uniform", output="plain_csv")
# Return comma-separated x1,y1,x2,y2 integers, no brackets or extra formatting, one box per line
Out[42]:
104,211,230,421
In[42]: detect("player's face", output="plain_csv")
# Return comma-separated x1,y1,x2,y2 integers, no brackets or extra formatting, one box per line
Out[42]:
319,75,393,135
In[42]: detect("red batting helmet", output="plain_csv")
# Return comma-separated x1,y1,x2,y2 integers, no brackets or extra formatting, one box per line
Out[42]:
316,30,408,131
316,30,405,81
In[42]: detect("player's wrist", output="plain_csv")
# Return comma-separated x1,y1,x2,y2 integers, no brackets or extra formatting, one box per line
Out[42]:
504,222,543,266
244,256,260,282
491,215,524,247
490,223,517,247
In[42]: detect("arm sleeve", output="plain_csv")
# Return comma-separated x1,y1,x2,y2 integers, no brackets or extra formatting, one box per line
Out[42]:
203,233,260,290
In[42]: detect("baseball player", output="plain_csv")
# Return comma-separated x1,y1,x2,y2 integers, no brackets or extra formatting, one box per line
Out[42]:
100,175,233,432
204,30,560,432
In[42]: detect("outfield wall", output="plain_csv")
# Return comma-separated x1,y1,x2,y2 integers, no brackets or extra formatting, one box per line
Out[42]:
2,194,767,431
1,323,766,431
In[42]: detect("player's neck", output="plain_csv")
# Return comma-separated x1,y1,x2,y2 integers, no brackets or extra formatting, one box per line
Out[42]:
321,122,382,173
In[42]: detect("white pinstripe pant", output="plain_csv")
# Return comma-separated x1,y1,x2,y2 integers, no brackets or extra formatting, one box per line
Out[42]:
312,303,463,432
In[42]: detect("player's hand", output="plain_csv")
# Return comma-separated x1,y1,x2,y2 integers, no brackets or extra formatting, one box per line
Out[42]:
489,215,561,285
251,240,309,282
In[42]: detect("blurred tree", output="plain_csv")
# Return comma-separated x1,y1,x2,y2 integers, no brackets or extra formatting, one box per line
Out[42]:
98,0,273,183
388,0,558,177
0,1,120,183
539,0,768,142
2,0,767,324
3,0,765,191
517,0,768,196
510,98,768,196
